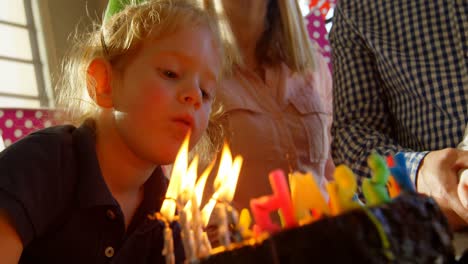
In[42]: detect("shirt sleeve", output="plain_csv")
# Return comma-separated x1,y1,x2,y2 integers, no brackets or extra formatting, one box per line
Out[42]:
0,132,66,246
329,3,418,185
400,151,429,185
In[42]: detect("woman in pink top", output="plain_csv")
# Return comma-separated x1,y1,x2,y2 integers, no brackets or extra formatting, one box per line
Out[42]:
204,0,334,210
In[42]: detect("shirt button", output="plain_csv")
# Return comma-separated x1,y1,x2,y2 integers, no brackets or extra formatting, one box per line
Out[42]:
104,246,115,258
106,209,116,220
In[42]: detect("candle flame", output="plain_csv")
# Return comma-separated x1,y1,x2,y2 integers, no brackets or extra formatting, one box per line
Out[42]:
213,143,232,191
219,155,242,202
201,143,242,226
183,158,214,213
194,159,214,206
201,198,216,227
180,155,198,202
160,131,190,221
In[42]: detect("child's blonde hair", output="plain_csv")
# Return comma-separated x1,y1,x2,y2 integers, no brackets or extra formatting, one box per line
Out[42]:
56,0,232,162
200,0,317,73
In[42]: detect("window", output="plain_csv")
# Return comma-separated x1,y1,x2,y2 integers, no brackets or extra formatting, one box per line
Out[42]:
0,0,51,108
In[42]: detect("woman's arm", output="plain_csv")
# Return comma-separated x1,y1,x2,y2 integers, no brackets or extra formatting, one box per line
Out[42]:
0,210,23,264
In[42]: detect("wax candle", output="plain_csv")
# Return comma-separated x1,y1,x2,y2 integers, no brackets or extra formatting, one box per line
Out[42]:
226,204,243,243
178,209,196,262
289,171,329,222
215,202,230,248
250,169,296,233
156,213,175,264
386,176,401,198
334,165,361,212
363,153,391,206
201,231,212,254
238,208,253,239
326,181,340,215
162,224,175,264
190,192,209,258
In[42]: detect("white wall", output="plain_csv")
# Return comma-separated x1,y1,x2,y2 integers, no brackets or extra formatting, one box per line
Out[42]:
36,0,107,93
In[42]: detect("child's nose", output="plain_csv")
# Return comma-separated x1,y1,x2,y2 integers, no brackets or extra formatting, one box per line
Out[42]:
179,83,202,110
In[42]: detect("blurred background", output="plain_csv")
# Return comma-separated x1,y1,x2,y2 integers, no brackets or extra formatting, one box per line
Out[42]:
0,0,107,108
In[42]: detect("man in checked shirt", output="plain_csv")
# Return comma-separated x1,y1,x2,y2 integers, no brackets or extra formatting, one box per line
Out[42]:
330,0,468,231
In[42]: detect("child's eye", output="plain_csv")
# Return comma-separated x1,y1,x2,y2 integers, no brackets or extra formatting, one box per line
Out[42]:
201,89,212,100
158,68,179,79
201,82,216,101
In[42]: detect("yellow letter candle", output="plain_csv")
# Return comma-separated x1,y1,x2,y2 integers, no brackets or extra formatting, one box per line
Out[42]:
289,171,329,223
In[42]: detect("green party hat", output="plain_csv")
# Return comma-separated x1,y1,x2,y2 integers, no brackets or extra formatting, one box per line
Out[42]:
104,0,147,22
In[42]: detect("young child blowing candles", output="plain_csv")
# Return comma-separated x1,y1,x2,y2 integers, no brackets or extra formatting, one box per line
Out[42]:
0,0,232,262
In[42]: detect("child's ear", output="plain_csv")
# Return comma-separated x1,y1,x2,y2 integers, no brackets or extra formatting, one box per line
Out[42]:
87,58,114,108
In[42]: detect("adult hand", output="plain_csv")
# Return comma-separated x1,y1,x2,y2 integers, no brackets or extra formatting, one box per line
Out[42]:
417,148,468,230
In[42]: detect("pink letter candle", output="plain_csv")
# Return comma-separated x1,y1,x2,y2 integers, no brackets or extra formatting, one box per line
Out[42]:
250,169,296,233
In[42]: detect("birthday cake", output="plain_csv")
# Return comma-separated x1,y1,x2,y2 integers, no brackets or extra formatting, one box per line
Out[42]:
199,192,455,263
161,140,460,264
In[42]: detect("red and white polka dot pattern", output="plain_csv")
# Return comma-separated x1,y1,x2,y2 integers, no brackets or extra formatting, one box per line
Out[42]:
305,6,333,71
0,108,57,147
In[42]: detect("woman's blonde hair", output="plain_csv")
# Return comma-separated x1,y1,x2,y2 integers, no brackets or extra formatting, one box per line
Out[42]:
200,0,317,73
56,0,233,163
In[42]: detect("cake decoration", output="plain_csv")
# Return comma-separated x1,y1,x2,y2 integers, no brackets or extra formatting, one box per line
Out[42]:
155,135,457,263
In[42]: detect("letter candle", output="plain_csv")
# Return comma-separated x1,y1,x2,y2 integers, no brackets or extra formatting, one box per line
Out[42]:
289,171,329,223
250,169,296,233
363,153,391,206
334,165,360,212
388,153,415,193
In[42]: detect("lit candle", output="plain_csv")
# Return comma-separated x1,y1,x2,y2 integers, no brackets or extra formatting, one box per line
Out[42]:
156,213,175,264
363,153,391,206
215,202,230,248
289,171,329,222
191,192,209,258
163,224,175,264
201,231,212,253
191,166,213,258
201,144,243,247
160,133,191,222
226,204,243,243
250,169,296,233
159,132,194,263
178,209,196,262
